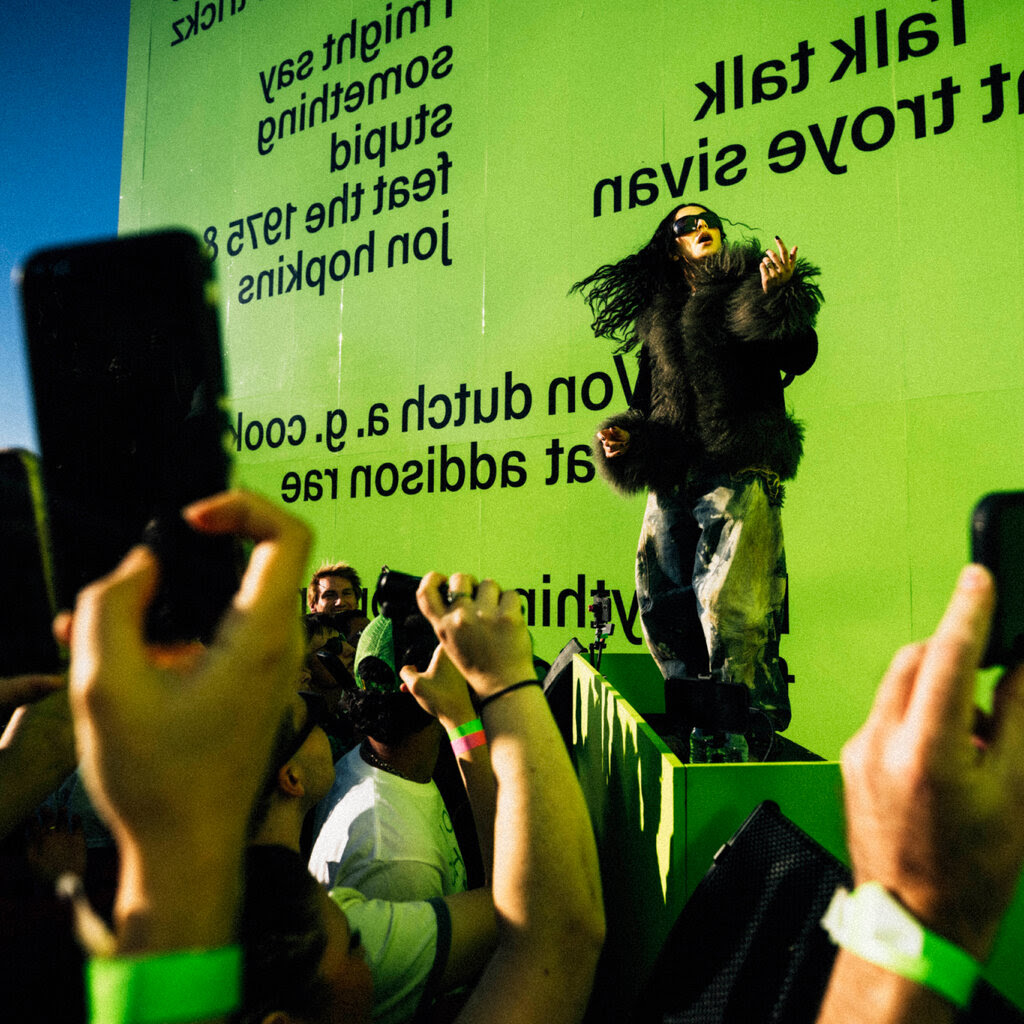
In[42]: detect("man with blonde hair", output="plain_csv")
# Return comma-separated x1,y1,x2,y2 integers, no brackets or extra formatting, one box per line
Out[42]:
307,562,362,615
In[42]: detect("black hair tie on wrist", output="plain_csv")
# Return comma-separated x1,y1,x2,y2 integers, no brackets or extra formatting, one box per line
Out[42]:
478,680,541,711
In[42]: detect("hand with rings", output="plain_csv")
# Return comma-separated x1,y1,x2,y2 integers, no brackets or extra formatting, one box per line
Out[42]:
760,235,798,294
416,572,536,700
596,425,630,459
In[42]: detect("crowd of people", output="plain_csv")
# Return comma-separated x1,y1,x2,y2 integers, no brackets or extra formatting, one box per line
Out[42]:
1,491,606,1024
3,489,1023,1024
3,202,1024,1023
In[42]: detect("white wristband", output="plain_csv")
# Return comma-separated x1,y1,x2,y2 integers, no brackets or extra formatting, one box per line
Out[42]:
821,882,981,1008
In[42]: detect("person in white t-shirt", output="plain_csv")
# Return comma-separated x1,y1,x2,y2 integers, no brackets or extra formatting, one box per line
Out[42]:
310,614,493,902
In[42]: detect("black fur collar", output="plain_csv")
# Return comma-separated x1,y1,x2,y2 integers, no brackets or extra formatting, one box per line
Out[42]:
687,238,765,285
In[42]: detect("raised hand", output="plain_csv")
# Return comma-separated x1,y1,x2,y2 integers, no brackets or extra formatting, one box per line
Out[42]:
595,425,630,459
760,235,798,293
840,565,1024,960
414,573,536,701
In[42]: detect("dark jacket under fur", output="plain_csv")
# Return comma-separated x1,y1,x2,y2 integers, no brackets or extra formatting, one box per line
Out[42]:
594,240,822,495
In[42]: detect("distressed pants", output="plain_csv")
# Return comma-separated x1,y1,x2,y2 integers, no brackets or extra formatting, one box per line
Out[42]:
635,473,791,730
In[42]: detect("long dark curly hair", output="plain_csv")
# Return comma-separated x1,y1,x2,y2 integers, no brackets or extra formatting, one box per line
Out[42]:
570,202,728,353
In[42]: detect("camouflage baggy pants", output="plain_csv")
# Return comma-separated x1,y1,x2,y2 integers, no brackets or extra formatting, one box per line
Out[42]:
636,472,791,730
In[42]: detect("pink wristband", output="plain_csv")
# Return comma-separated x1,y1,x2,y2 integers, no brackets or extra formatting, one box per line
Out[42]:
451,730,488,756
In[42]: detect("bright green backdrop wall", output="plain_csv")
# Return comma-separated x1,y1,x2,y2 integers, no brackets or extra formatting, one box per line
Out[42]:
120,0,1024,758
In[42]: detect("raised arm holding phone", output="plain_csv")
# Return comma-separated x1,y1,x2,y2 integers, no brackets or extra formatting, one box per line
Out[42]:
63,491,309,1023
818,565,1024,1023
61,492,603,1024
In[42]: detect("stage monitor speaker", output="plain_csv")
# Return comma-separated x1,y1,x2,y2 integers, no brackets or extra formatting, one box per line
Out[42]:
631,800,1023,1024
542,637,586,752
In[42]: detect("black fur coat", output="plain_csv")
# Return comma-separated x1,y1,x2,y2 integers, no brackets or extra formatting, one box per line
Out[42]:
593,240,822,496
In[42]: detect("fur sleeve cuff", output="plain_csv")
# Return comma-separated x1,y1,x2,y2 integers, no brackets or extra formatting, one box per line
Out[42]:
591,409,654,495
726,259,823,343
591,410,689,495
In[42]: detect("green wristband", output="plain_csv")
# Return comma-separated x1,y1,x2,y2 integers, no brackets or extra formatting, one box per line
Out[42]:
821,883,981,1008
87,945,242,1024
447,717,483,741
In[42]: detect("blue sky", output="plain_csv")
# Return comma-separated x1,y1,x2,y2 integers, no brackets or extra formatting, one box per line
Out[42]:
0,2,130,450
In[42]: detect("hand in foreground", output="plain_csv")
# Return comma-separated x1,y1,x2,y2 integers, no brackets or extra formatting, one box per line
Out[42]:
401,628,499,884
760,235,797,293
400,646,476,730
596,425,630,459
0,674,65,716
840,564,1024,960
415,573,536,701
0,679,75,845
64,490,310,857
26,806,87,882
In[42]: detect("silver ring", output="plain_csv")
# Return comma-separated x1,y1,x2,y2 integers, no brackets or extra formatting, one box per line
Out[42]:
448,591,472,602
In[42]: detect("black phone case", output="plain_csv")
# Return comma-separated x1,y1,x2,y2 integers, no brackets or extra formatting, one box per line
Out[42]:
971,491,1024,667
19,230,237,642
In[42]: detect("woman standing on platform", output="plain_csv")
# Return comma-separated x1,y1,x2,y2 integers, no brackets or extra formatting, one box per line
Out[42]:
571,203,822,761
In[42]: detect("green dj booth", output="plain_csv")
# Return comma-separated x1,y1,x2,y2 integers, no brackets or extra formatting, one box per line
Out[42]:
571,654,1024,1018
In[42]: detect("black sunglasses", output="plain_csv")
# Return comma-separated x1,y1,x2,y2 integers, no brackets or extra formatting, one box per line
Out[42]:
279,691,330,766
671,210,723,237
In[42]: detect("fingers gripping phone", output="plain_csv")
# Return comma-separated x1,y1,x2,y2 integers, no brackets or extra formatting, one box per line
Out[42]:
971,491,1024,668
18,230,239,644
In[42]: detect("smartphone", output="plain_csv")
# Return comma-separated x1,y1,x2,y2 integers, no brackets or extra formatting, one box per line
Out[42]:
18,229,238,643
971,491,1024,667
0,449,63,676
372,566,442,672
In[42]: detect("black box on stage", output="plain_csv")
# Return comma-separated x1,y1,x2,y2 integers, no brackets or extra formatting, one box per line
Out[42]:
632,800,1023,1024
